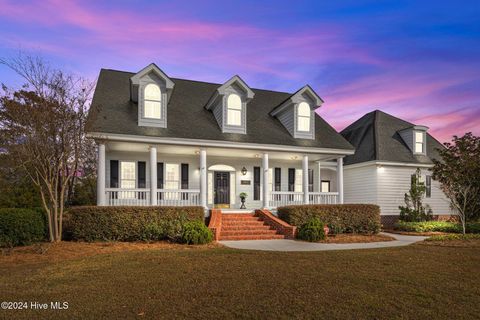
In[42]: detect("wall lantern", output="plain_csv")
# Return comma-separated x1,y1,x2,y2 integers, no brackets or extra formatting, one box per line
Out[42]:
241,167,248,176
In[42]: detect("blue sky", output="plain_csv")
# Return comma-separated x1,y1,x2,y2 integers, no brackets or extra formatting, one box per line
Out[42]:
0,0,479,141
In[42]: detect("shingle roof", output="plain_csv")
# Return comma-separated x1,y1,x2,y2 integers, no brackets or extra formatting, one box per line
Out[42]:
86,69,353,150
340,110,445,165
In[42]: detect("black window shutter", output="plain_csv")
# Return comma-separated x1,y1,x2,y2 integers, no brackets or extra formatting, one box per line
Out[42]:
157,163,164,189
308,169,314,192
274,168,281,191
410,174,416,187
288,168,295,192
181,163,189,189
138,161,146,188
426,175,432,198
110,160,119,188
254,166,260,200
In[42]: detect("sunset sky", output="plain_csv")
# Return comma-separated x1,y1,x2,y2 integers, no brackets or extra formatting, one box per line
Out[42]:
0,0,478,142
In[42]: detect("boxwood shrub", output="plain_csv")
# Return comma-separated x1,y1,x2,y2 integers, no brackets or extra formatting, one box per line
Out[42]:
0,208,46,247
180,221,213,245
277,204,381,234
395,221,480,234
297,217,326,242
64,206,205,242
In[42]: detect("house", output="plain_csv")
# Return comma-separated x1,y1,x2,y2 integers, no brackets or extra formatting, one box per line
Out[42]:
340,110,452,226
86,63,354,211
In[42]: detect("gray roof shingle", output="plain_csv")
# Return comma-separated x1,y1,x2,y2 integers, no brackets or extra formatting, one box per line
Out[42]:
86,69,353,150
340,110,445,165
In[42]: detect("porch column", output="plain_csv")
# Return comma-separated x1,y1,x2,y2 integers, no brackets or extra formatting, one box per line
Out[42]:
303,155,309,204
262,153,269,208
199,148,207,209
96,142,106,206
337,157,344,204
150,146,157,205
317,161,322,192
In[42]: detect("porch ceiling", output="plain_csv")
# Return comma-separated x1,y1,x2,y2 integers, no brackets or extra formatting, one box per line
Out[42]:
106,141,341,161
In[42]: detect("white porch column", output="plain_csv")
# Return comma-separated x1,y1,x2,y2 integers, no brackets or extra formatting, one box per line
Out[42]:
317,161,322,192
337,157,344,204
199,148,207,209
303,155,309,204
262,153,269,208
96,143,106,206
150,146,157,205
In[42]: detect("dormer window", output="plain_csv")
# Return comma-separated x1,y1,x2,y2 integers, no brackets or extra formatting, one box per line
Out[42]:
227,94,242,126
144,84,162,119
415,131,424,153
297,102,311,132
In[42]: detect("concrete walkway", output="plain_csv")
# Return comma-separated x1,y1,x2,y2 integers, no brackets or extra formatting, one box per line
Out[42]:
219,232,427,252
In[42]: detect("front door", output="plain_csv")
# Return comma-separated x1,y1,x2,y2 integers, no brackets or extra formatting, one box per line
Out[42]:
214,171,230,208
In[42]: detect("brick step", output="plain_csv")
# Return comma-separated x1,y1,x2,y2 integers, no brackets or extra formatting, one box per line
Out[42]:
222,214,256,218
219,234,285,241
221,225,273,231
221,230,279,237
222,218,263,224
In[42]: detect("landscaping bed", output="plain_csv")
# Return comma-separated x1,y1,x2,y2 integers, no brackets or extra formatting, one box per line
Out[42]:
393,221,480,234
315,233,394,243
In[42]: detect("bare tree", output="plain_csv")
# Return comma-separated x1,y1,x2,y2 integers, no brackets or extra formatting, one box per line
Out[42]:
0,53,94,242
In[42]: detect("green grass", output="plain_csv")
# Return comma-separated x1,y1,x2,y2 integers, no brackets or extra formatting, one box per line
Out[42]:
1,243,480,319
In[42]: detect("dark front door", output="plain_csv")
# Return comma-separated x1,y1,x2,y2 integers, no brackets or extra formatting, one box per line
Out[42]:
214,171,230,206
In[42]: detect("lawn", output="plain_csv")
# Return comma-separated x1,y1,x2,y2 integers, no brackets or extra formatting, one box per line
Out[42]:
1,240,479,319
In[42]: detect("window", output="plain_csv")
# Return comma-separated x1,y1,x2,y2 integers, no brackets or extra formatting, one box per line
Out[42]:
297,102,311,132
426,175,431,198
274,168,281,191
165,164,179,190
295,169,303,192
120,161,136,199
308,169,313,192
227,94,242,126
321,180,330,193
144,84,161,119
415,131,424,153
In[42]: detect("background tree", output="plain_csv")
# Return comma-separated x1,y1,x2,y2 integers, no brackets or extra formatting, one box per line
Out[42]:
0,53,95,241
432,132,480,234
399,168,433,222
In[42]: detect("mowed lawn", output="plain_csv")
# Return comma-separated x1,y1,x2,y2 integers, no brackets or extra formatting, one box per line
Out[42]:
1,241,479,319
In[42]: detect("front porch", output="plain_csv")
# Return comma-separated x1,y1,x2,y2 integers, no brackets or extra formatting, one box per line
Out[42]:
96,140,346,210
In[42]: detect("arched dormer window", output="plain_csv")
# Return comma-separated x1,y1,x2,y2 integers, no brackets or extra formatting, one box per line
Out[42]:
226,94,242,126
144,84,161,119
297,102,311,132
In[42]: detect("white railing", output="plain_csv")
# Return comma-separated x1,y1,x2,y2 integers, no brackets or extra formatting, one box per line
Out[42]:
309,192,339,204
105,188,150,206
270,191,304,207
156,189,200,206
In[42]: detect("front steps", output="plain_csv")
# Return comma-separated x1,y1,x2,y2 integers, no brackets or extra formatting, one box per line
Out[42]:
219,213,285,241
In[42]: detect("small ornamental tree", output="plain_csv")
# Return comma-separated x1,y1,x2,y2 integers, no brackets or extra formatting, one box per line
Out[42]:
399,168,433,222
432,133,480,234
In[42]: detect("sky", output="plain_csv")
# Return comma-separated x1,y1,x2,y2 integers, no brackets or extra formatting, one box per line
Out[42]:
0,0,479,142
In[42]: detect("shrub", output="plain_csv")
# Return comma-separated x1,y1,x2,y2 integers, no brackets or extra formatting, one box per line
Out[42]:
297,217,326,242
277,204,381,234
180,221,213,245
395,221,480,234
64,206,205,242
0,208,46,247
425,234,480,241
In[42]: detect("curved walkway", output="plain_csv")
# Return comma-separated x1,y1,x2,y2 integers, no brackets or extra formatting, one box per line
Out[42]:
219,232,427,252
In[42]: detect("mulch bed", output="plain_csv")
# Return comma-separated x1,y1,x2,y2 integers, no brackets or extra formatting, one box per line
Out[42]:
318,233,395,243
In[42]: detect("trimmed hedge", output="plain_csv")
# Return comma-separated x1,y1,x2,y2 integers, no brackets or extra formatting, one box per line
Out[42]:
0,208,46,247
277,204,381,234
64,206,205,242
395,221,480,234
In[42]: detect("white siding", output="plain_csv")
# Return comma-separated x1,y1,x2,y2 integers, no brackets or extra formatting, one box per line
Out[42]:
344,165,377,204
344,163,452,216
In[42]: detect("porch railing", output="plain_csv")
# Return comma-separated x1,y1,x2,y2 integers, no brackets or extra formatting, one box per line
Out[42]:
269,191,304,207
269,191,339,207
156,189,200,206
309,192,339,204
105,188,150,206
